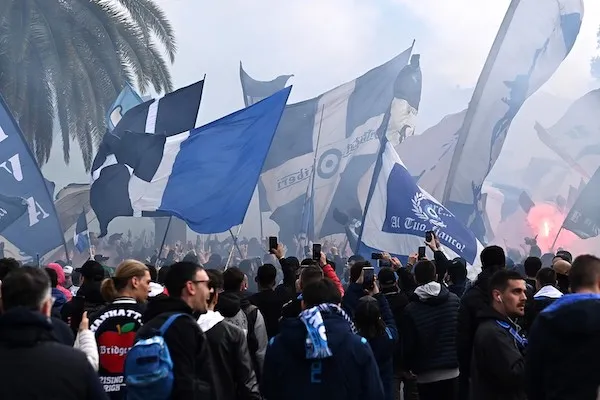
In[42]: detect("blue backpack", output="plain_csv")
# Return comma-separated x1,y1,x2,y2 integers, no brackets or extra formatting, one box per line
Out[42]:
124,313,187,400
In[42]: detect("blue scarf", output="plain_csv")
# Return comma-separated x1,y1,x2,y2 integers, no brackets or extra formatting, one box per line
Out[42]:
496,320,528,349
299,303,355,359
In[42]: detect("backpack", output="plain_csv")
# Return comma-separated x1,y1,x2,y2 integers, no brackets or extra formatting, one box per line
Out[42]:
124,313,186,400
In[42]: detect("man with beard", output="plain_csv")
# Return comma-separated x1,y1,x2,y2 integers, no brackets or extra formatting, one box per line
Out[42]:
470,270,527,400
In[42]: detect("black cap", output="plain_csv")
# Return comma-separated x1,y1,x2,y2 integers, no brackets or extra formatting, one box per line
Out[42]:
555,250,572,264
378,267,397,286
94,254,109,263
76,260,105,281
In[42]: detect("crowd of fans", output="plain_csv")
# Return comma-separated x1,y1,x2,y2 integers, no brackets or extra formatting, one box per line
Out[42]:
0,231,599,399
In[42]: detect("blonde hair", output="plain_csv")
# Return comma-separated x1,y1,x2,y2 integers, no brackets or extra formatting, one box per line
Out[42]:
101,260,148,302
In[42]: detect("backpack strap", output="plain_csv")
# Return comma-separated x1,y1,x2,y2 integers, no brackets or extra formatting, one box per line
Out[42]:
159,313,186,336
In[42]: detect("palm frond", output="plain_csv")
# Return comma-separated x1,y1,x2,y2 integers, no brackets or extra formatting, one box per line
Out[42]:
111,0,176,62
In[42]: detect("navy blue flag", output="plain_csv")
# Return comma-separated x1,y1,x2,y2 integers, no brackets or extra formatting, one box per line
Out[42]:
0,194,27,234
562,167,600,239
91,87,291,234
91,81,204,236
0,96,66,256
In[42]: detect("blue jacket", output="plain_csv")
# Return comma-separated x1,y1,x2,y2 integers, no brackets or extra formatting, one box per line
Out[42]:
362,294,398,400
526,293,600,400
262,310,384,400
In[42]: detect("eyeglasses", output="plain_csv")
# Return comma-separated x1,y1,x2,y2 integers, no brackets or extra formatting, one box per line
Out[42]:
190,280,209,285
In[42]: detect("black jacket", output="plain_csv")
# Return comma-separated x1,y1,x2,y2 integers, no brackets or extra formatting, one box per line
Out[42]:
281,295,302,320
381,287,409,371
470,308,526,400
457,268,495,392
341,282,365,318
523,285,563,333
0,308,107,400
526,293,600,400
248,289,286,338
402,283,460,374
137,297,221,400
199,311,261,400
262,310,385,400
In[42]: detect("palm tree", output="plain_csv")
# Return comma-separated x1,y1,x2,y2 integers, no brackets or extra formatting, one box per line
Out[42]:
0,0,176,169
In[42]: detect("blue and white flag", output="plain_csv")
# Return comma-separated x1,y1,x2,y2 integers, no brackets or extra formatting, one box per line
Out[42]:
91,87,291,234
0,194,27,234
0,96,66,256
561,167,600,239
416,0,583,242
259,45,419,244
91,81,204,236
73,211,90,253
358,142,483,280
106,82,143,132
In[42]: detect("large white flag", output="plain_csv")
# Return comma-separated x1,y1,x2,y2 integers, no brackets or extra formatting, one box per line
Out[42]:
414,0,584,241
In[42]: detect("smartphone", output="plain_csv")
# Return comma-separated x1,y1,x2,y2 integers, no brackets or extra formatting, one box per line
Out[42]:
69,296,86,335
312,244,322,261
362,266,375,290
371,252,383,260
418,246,426,260
268,236,278,251
304,246,311,256
425,230,434,243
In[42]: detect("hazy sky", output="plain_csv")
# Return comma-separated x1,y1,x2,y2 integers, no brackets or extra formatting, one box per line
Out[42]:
41,0,600,236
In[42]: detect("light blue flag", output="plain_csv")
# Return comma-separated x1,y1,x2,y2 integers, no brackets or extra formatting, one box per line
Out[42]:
73,211,89,253
358,141,483,280
423,0,583,242
94,87,291,234
106,82,143,132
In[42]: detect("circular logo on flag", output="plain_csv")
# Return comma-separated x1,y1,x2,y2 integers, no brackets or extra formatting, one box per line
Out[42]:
317,149,342,179
411,192,452,229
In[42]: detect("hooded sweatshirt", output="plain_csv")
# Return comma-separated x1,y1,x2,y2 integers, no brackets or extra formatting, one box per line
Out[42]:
262,306,384,400
48,263,73,301
402,281,460,383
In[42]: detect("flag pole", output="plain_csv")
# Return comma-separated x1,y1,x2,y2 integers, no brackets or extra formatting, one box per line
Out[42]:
550,226,564,252
226,225,243,267
229,228,244,259
355,111,392,255
442,0,520,205
158,216,172,260
85,209,93,259
302,104,325,240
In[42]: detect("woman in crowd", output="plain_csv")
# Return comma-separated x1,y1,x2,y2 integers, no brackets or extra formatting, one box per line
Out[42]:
89,260,150,400
354,287,399,400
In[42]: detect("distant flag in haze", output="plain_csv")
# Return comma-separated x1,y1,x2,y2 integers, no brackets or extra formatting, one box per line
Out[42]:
401,0,583,243
257,44,418,245
535,89,600,180
106,82,143,132
91,88,291,235
357,140,483,280
74,211,90,253
561,167,600,239
0,194,27,234
91,81,205,236
240,62,293,107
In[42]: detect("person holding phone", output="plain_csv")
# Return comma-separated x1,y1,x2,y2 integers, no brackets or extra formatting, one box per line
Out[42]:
74,311,99,371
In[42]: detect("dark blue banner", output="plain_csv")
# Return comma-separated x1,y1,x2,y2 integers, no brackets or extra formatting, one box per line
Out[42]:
0,95,65,256
382,163,478,264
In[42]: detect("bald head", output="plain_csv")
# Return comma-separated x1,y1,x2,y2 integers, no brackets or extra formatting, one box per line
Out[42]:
570,255,600,294
553,259,571,276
